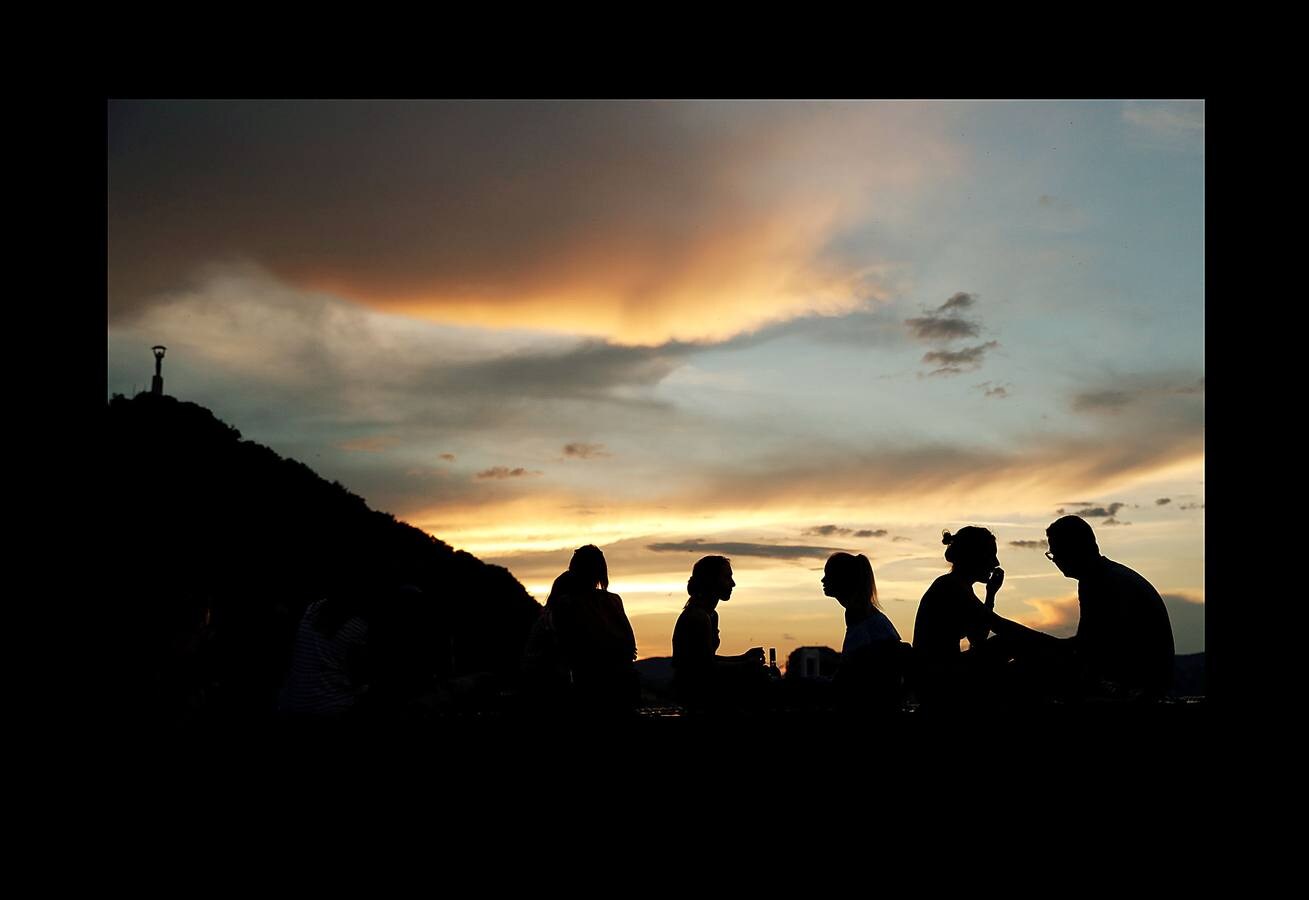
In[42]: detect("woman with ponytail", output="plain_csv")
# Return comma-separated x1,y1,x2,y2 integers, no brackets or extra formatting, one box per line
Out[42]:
823,552,907,711
822,552,900,651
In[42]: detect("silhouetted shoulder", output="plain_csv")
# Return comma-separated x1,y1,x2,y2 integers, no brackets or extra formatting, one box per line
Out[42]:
1100,558,1163,599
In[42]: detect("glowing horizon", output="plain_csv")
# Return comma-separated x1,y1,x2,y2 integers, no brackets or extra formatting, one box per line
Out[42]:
108,99,1204,666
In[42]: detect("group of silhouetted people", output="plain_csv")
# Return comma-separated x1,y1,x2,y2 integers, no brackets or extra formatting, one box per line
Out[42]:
510,515,1175,716
275,514,1176,720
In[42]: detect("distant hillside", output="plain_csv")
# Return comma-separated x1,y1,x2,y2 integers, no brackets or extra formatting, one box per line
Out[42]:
105,392,540,721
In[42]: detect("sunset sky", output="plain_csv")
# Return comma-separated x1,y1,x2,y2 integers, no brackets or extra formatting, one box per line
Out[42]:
107,100,1204,663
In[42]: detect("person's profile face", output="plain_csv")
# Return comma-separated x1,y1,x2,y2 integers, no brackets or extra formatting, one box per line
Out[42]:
821,562,835,597
719,564,735,601
1045,538,1072,577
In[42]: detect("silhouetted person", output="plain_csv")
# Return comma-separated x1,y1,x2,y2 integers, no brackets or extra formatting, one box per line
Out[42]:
671,556,767,710
987,516,1174,700
911,527,1006,710
548,545,640,713
823,552,909,711
521,571,583,710
278,591,372,718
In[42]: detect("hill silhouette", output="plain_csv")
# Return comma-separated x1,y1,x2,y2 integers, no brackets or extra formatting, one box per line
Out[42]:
105,392,540,723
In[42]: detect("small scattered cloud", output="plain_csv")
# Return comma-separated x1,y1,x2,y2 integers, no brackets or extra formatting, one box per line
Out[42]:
1059,502,1126,518
905,291,984,346
1072,376,1205,414
892,536,911,543
939,291,976,312
924,341,999,376
646,539,843,560
782,633,797,641
1009,539,1049,550
804,524,851,537
805,525,887,539
476,466,541,480
905,316,980,341
1100,517,1130,526
1155,498,1171,506
1178,502,1204,510
563,442,610,459
975,381,1011,399
439,453,456,462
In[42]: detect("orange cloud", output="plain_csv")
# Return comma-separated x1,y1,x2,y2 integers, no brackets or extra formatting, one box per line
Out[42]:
109,101,960,344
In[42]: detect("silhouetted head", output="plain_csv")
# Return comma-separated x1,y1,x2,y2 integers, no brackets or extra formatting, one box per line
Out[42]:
1045,516,1100,579
822,552,880,611
568,544,609,591
942,526,1000,584
688,555,734,604
546,571,582,611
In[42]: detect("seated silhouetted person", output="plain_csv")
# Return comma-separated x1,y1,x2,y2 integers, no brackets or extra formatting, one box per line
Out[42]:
671,556,768,711
548,545,640,713
911,527,1008,710
822,552,909,712
521,572,579,710
278,591,372,719
988,516,1175,700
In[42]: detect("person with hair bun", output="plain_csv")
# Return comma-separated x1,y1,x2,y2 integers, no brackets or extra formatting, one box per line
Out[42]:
911,526,1005,709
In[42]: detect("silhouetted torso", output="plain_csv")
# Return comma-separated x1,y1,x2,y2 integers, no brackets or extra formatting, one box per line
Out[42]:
278,598,369,717
913,573,987,659
843,609,900,654
552,588,638,710
912,573,992,707
1075,557,1174,695
672,606,720,675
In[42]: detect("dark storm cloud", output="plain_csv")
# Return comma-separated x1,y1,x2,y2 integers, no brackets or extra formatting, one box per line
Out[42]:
476,467,541,480
1009,540,1050,550
646,539,844,560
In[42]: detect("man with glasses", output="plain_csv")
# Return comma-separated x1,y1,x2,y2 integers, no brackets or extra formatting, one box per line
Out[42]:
1035,515,1175,699
984,515,1175,701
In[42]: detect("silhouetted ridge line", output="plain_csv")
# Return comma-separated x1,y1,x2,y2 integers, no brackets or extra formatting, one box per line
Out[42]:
105,392,540,724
